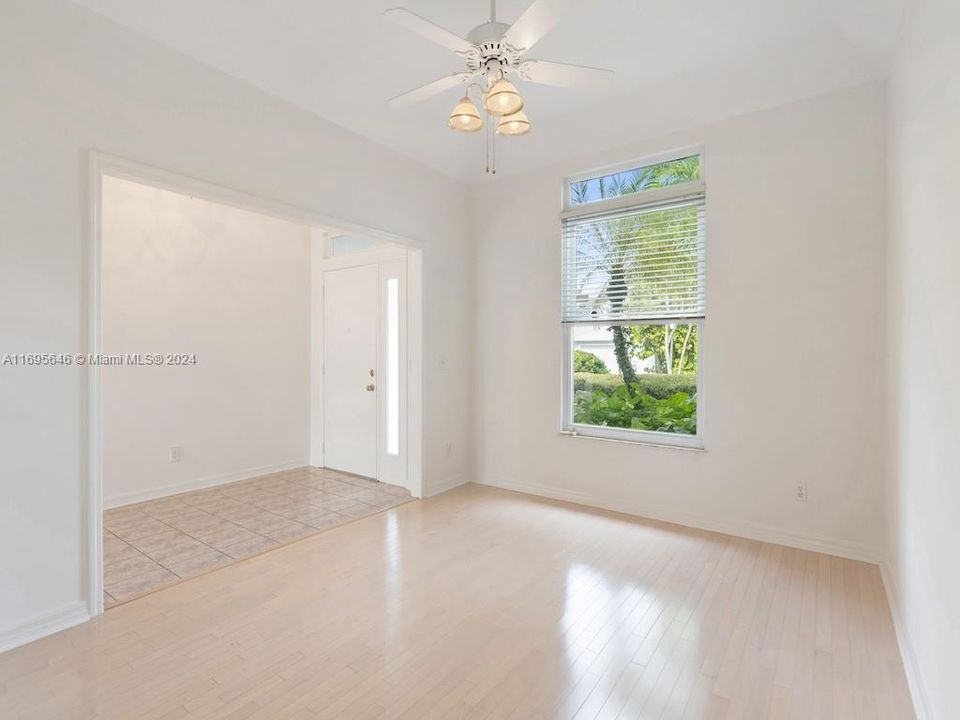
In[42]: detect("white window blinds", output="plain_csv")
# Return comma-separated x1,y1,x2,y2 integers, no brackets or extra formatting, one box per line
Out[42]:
561,194,705,323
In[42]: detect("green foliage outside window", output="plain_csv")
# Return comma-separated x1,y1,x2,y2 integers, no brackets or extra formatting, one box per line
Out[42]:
629,324,697,375
569,155,702,205
572,349,609,374
574,372,695,399
573,371,697,435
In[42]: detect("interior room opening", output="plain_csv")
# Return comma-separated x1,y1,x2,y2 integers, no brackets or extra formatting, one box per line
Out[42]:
96,171,418,610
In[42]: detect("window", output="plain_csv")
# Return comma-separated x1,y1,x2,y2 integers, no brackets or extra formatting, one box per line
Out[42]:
568,154,701,206
385,277,400,456
561,152,705,447
330,234,384,255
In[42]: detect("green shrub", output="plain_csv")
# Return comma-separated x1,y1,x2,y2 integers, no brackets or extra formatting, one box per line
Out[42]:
573,372,623,392
573,372,696,400
574,384,697,435
572,349,609,374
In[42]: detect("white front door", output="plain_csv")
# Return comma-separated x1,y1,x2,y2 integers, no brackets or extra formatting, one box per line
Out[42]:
323,264,379,478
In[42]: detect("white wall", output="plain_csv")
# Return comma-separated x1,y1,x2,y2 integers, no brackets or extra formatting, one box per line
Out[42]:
473,84,889,560
886,1,960,717
101,177,310,506
0,0,471,642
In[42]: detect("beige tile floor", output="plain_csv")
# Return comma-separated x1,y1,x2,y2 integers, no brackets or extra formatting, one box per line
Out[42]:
103,466,411,607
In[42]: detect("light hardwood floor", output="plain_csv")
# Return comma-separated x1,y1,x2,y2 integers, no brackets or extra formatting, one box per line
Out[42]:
0,484,914,719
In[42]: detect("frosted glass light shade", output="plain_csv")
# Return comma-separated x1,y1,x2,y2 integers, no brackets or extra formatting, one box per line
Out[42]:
448,96,483,132
484,79,523,116
496,110,531,136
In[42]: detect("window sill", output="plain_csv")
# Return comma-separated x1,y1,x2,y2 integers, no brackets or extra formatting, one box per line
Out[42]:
559,429,705,452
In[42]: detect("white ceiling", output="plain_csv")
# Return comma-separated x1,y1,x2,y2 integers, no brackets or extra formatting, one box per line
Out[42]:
71,0,904,183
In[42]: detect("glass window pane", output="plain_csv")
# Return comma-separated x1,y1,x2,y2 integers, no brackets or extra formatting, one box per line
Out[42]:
386,278,400,456
331,235,383,255
562,198,705,322
571,323,698,435
569,155,701,206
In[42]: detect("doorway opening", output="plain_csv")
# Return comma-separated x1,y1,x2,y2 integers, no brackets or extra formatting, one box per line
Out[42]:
87,153,423,614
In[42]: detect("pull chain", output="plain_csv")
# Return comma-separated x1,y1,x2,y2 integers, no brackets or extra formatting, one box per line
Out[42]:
484,111,497,174
485,110,490,174
491,116,496,174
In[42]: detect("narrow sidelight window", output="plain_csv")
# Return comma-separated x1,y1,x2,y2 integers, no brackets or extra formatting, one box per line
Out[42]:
386,277,400,456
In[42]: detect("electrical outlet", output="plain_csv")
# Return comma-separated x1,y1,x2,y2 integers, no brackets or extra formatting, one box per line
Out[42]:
795,482,807,502
169,446,182,463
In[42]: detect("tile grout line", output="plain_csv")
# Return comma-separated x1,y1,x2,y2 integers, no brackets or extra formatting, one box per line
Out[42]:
103,468,412,606
103,493,415,610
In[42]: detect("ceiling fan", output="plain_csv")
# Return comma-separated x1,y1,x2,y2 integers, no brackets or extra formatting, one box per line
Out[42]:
383,0,614,173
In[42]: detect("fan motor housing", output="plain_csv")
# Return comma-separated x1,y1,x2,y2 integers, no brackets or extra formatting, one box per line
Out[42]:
463,22,522,74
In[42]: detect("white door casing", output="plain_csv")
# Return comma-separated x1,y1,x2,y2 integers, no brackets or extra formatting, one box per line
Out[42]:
88,153,423,621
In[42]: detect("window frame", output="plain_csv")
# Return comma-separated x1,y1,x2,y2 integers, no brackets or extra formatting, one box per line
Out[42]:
560,148,706,449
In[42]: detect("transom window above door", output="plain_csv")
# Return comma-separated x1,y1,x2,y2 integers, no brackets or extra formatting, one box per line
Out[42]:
561,151,705,448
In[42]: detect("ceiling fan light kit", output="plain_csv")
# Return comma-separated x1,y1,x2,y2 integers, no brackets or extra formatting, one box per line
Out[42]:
496,110,531,136
484,78,524,116
384,0,614,174
448,96,484,132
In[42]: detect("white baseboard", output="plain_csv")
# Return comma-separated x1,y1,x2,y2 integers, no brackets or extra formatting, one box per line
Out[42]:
0,601,90,655
104,459,309,509
879,561,931,720
476,476,882,564
424,474,467,498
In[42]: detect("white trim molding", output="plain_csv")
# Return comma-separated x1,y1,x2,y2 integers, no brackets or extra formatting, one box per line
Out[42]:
88,151,422,249
475,476,882,564
879,561,932,720
87,150,426,620
0,602,90,655
424,474,468,498
103,460,310,509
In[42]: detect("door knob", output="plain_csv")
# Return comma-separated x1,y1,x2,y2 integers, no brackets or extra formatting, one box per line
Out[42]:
366,384,376,392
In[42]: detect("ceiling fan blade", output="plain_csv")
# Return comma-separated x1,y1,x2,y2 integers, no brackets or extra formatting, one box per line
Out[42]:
517,59,614,88
383,8,474,54
504,0,578,52
389,72,473,108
